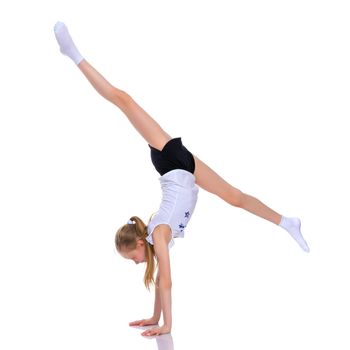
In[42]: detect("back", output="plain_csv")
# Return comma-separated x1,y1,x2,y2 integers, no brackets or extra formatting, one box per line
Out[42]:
147,169,199,248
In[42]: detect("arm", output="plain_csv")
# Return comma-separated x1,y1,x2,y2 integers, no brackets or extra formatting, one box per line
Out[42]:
153,225,172,329
152,271,162,321
129,271,161,329
142,224,172,336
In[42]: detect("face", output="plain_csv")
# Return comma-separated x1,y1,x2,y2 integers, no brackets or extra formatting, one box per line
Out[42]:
120,239,146,264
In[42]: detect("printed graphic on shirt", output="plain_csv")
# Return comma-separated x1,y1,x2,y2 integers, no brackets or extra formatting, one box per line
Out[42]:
179,223,185,232
179,210,192,232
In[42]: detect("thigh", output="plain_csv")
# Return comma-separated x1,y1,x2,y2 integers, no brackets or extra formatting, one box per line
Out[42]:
193,155,242,205
116,92,172,150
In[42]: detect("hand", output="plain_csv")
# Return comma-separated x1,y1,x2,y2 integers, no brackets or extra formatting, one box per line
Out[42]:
141,324,171,337
129,317,159,327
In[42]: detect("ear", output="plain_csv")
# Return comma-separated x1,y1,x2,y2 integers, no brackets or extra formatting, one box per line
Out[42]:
136,239,145,247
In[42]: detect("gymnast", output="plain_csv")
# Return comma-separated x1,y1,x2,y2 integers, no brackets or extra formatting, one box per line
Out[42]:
53,21,310,337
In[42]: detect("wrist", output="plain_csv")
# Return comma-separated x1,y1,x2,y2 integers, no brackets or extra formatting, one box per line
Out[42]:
162,323,172,332
152,314,160,322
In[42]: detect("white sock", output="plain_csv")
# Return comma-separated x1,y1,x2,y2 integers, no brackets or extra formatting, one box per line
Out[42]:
279,216,310,252
54,21,84,65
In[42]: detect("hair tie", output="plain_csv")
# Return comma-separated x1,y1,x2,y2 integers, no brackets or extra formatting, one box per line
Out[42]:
127,219,135,225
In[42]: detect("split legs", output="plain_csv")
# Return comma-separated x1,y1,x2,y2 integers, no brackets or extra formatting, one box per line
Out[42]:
77,59,282,225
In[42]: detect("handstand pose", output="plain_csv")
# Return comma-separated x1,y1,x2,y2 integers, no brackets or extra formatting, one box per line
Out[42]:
53,21,310,337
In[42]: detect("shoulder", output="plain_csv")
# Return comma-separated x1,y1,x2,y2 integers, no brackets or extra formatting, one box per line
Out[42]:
152,224,172,247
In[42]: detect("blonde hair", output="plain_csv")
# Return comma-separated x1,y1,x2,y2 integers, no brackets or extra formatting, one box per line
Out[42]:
115,214,157,290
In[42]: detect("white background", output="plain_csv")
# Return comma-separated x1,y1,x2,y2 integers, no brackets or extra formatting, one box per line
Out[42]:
1,1,349,349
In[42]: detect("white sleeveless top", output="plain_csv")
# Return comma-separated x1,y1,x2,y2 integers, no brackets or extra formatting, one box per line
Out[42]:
146,169,199,249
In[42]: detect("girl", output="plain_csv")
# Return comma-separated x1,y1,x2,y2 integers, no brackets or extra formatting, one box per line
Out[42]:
53,21,310,337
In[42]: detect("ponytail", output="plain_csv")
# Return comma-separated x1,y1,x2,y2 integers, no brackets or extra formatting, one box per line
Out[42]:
115,215,158,290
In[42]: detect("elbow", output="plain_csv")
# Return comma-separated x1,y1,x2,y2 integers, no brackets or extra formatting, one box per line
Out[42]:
159,279,172,290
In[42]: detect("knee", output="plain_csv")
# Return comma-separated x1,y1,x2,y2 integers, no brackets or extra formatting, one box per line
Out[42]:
110,88,132,107
227,189,244,208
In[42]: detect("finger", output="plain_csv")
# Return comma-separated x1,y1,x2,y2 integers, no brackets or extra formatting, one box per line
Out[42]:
142,328,160,337
142,329,152,336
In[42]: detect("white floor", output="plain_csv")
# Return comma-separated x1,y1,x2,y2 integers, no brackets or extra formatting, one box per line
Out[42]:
1,230,349,349
123,327,175,350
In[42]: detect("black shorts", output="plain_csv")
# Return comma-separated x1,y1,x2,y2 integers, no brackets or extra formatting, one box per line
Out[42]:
148,137,196,176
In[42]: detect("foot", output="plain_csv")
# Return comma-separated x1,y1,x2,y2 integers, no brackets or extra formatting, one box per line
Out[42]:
279,216,310,252
53,21,84,65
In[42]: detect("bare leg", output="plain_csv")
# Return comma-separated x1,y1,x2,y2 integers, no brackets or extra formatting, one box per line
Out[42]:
193,155,282,225
75,60,281,224
77,59,172,150
55,24,310,250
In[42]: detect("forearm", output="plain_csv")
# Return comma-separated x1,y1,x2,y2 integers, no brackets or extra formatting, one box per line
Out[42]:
159,285,172,328
153,285,162,321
